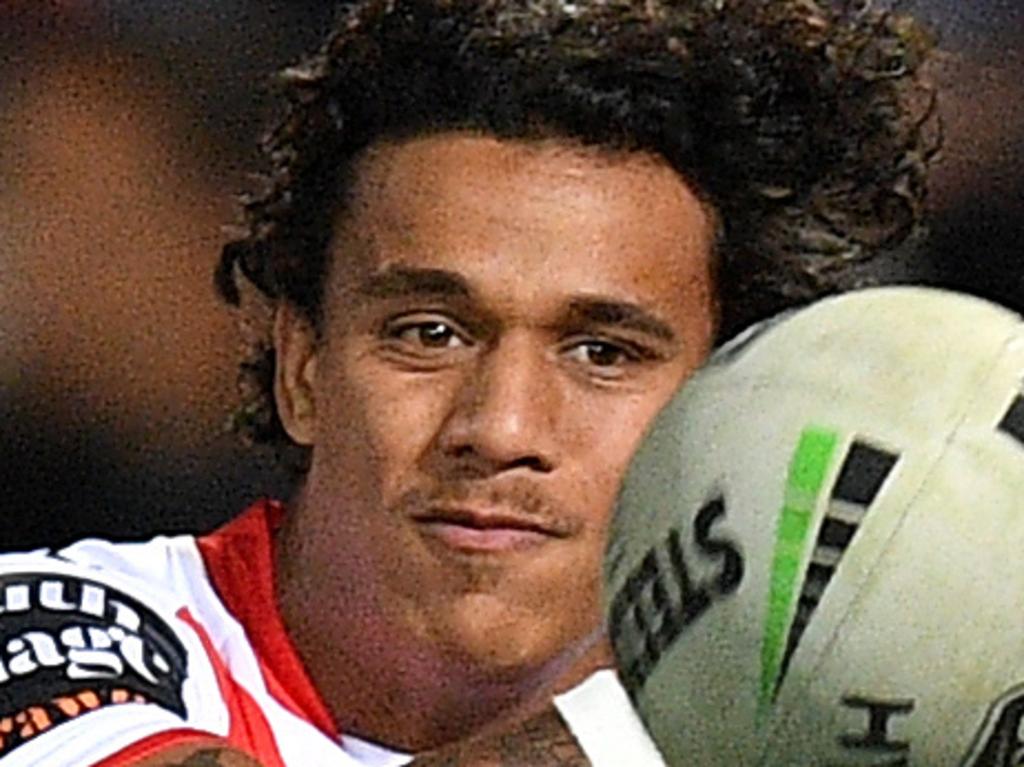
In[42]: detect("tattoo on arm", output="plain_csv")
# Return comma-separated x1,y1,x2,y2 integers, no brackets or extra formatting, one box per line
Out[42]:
173,751,225,767
147,747,265,767
411,706,591,767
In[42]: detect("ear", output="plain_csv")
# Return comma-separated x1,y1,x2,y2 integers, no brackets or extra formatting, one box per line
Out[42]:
273,304,319,446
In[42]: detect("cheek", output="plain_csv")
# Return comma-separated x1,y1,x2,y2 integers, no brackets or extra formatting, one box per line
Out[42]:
581,374,692,466
315,353,460,494
570,397,672,514
566,363,699,524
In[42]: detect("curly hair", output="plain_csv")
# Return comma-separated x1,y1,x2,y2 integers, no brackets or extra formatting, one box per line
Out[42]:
217,0,938,468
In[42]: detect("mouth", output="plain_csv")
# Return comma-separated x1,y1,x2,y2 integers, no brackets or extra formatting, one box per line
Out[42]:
413,506,565,554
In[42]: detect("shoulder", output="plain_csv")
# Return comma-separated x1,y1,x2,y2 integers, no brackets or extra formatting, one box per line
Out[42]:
0,538,232,765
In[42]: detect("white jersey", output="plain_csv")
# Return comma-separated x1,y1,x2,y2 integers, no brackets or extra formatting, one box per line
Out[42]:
0,501,663,766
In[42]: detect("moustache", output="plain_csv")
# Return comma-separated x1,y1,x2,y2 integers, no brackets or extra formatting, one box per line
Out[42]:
392,479,581,538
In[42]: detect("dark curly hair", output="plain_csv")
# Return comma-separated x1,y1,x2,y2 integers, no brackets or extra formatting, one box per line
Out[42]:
217,0,938,468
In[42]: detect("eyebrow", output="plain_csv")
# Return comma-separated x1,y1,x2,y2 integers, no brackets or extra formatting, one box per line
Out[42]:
354,266,677,342
567,298,677,343
355,266,472,300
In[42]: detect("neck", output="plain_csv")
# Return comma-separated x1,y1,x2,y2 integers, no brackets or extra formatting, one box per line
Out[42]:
273,513,611,752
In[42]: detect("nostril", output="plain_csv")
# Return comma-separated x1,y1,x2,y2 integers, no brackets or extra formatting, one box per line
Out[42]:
444,444,552,474
507,455,552,473
452,444,475,460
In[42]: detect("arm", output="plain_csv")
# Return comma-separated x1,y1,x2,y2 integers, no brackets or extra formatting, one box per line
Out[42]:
410,668,666,767
409,706,591,767
130,742,265,767
125,713,586,767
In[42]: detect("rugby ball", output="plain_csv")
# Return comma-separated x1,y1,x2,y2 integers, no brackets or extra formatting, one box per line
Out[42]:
605,286,1024,766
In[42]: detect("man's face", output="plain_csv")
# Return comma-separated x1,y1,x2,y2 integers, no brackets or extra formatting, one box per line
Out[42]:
278,133,716,678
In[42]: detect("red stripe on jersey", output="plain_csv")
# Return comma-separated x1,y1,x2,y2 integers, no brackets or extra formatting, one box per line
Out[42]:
91,728,218,766
178,608,286,767
195,502,338,738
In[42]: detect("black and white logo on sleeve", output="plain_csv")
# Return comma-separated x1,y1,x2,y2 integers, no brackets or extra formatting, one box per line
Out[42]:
0,571,189,754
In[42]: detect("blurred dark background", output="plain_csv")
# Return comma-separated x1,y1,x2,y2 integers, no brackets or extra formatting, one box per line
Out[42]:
1,1,1023,551
0,1,339,549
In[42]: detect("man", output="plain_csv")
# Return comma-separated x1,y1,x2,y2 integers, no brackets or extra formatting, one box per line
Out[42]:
0,1,934,764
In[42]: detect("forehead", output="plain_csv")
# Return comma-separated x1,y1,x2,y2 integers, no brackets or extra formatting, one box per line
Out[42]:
327,133,714,326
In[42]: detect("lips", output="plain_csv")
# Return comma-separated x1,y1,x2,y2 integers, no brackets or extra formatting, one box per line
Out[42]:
413,506,566,554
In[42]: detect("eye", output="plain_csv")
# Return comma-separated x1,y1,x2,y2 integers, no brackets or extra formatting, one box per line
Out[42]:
566,340,635,368
385,317,470,351
403,321,463,348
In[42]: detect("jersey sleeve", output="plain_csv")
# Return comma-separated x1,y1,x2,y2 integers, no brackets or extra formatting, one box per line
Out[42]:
553,669,667,767
0,548,230,766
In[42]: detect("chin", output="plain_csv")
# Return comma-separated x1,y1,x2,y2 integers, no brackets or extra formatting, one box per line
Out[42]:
434,593,598,684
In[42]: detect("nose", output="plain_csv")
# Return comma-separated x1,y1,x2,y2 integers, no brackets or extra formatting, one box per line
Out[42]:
434,330,560,476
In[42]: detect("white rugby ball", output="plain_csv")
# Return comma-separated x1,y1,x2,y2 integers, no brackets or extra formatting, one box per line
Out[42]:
604,286,1024,766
